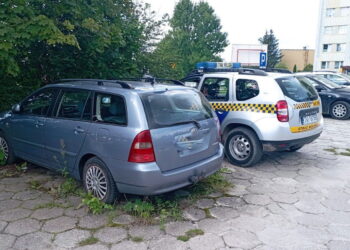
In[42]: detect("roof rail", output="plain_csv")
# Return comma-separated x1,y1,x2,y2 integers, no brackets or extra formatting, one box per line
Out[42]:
263,68,292,74
118,78,185,86
56,79,133,89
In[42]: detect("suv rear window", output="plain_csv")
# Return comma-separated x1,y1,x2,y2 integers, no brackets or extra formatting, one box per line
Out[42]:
276,77,318,102
141,89,213,129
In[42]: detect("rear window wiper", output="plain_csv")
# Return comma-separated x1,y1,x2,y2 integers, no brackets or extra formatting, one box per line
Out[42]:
159,120,201,129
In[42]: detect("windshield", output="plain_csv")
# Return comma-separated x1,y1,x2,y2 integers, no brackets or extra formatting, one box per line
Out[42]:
276,77,318,102
324,74,349,85
309,75,342,89
340,74,350,81
141,89,213,129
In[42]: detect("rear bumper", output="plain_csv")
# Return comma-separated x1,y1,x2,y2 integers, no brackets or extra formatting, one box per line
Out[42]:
116,144,224,195
262,132,321,151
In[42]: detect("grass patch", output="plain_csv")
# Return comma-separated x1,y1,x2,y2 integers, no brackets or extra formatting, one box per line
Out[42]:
29,180,41,190
79,237,98,246
177,229,204,241
130,236,143,242
340,151,350,157
324,147,338,154
57,177,80,197
81,193,113,215
177,235,190,242
184,168,232,199
186,229,204,237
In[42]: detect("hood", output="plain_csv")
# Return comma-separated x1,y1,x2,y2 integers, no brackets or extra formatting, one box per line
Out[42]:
334,87,350,94
0,111,11,121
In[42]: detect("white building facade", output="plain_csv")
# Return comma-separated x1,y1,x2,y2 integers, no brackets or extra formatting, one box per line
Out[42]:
314,0,350,72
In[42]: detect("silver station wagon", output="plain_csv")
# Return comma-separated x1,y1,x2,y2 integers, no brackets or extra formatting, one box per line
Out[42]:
0,79,224,203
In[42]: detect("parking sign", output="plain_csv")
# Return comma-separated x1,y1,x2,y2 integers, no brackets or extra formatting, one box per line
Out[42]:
260,52,267,68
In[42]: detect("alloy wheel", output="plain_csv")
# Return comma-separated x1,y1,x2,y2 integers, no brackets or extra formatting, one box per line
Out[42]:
332,104,347,118
85,165,108,200
0,137,9,162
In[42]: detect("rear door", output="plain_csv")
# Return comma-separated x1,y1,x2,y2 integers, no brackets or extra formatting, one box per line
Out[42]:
141,89,220,172
276,76,321,133
44,88,92,171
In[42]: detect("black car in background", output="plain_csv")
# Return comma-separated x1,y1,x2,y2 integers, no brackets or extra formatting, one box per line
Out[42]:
296,74,350,120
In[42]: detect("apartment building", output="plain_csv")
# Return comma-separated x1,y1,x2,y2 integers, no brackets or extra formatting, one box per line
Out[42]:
314,0,350,72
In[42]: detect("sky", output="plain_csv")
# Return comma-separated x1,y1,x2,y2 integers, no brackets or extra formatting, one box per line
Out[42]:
143,0,320,61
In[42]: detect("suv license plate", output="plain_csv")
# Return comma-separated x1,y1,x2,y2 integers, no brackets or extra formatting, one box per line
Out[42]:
301,114,318,125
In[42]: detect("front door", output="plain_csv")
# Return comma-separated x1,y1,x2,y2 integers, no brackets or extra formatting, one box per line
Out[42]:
9,88,58,165
44,89,92,172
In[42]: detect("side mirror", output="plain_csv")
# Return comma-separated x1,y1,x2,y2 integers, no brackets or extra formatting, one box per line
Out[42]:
314,85,324,92
11,104,21,113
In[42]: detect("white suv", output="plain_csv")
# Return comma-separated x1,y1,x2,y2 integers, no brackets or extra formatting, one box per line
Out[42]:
182,63,324,167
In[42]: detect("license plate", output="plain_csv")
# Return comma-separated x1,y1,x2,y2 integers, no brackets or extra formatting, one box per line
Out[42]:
301,114,318,125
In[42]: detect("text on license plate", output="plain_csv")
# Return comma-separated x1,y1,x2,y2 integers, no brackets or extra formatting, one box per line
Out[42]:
301,114,318,125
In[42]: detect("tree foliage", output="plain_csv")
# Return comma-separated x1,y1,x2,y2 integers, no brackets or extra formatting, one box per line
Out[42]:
303,64,313,72
0,0,165,111
258,30,282,68
148,0,229,78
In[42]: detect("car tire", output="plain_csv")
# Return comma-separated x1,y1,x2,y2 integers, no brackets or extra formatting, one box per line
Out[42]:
286,145,303,152
83,157,119,204
224,127,263,167
330,101,350,120
0,131,17,166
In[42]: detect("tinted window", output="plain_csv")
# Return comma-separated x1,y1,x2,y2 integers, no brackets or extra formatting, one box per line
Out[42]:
200,78,229,101
56,90,90,119
94,93,127,125
21,88,57,116
276,77,318,102
236,79,259,101
141,90,213,129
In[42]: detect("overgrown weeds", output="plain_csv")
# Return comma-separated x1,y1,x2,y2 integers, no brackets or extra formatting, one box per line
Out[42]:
177,229,204,242
81,192,113,214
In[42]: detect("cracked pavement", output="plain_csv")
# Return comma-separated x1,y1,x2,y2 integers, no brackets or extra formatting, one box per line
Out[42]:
1,118,350,249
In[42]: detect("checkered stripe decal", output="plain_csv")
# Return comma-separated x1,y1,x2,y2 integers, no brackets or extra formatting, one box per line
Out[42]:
293,100,320,110
211,103,276,114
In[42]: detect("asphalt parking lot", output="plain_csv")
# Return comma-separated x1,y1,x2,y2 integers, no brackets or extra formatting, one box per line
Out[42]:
1,117,350,250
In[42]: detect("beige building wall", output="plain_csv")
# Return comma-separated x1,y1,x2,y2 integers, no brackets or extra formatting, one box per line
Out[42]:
280,49,315,71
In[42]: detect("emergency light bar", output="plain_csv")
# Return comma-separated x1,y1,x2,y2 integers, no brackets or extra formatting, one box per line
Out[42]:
196,62,241,70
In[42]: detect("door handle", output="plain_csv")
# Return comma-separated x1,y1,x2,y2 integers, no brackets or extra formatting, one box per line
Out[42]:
74,127,85,134
35,121,44,128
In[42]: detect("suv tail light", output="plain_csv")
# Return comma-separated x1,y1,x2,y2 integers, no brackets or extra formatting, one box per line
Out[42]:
276,100,289,122
128,130,155,163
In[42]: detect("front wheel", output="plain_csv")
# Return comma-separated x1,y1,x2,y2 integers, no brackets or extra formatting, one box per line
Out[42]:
224,127,263,167
0,131,16,166
83,157,119,204
330,101,350,120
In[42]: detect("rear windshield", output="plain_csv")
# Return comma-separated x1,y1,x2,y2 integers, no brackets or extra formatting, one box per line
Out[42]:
276,77,318,102
141,89,214,129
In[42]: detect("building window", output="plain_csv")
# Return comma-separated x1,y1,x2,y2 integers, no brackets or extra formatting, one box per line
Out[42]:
323,44,330,52
335,61,343,69
324,26,333,34
321,61,329,69
326,8,336,17
336,43,346,52
340,7,350,16
338,25,347,34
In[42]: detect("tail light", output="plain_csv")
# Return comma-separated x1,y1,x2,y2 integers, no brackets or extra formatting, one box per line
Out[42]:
214,116,221,142
128,130,155,163
276,100,289,122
